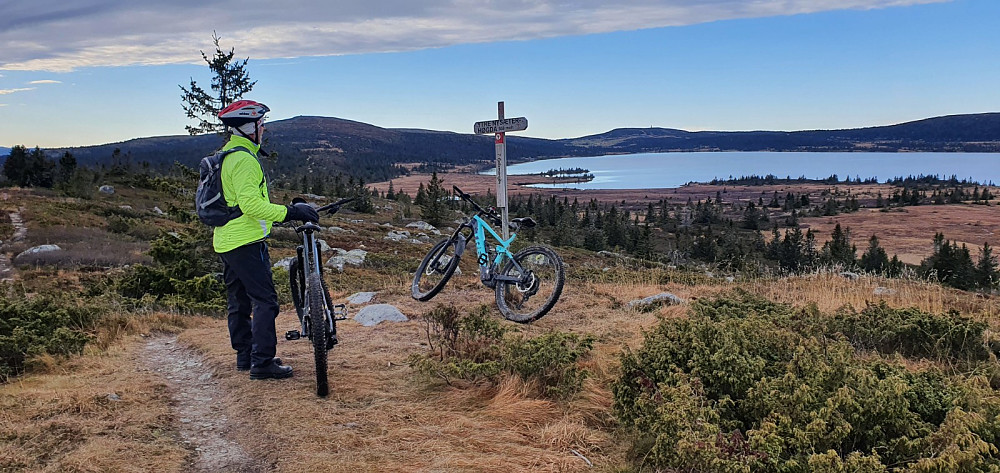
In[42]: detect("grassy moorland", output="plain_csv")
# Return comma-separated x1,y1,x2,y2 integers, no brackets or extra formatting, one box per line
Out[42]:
1,172,999,472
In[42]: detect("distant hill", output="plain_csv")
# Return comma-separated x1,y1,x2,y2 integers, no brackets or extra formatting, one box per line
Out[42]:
0,147,10,157
44,112,1000,181
562,113,1000,153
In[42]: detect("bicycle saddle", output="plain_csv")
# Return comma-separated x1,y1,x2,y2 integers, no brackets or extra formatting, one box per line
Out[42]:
510,217,537,228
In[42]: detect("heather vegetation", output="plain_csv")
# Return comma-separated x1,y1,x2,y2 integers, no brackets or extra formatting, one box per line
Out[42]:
614,292,1000,472
410,304,595,400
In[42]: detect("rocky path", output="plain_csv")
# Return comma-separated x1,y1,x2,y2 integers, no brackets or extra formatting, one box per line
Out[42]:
0,205,26,281
142,335,271,472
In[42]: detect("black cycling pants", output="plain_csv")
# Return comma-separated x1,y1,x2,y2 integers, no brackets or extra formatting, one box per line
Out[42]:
219,241,280,368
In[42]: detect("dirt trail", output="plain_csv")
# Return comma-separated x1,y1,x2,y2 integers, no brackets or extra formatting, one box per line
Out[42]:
142,335,272,473
0,206,26,281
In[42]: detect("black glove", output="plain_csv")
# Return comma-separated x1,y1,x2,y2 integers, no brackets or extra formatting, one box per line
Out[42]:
283,203,319,223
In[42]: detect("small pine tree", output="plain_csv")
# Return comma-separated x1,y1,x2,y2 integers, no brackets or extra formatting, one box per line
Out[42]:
975,242,998,290
421,172,448,226
180,32,256,135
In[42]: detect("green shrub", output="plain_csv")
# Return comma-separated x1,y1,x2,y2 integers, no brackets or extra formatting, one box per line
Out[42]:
613,293,1000,472
0,290,102,380
411,304,594,399
830,301,991,362
112,231,227,315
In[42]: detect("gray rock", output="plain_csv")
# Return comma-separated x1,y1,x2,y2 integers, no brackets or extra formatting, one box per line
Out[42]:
354,304,408,326
874,286,896,295
16,244,62,259
840,271,860,280
325,248,367,272
406,221,440,235
327,226,354,234
98,185,115,195
347,291,377,304
106,393,121,401
198,373,212,381
627,292,685,312
301,193,327,201
119,205,133,210
152,206,165,215
273,257,295,271
316,239,331,252
384,230,411,242
325,258,345,272
725,276,735,283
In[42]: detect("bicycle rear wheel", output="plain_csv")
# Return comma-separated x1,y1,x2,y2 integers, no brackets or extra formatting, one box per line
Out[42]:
411,237,462,301
306,272,329,397
495,246,565,323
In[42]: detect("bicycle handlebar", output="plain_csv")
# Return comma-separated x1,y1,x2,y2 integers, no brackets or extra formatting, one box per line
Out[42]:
453,186,502,225
276,196,358,228
317,197,357,214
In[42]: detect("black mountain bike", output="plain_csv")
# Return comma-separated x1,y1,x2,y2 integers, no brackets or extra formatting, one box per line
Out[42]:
412,186,564,323
282,197,355,397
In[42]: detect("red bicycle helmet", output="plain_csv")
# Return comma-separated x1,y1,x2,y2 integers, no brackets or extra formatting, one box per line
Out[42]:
218,100,269,127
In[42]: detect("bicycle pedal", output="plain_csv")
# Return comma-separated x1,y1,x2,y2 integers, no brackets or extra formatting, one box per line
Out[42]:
333,303,349,320
284,330,301,341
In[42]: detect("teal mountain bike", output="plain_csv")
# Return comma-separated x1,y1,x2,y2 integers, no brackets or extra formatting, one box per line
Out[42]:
411,186,564,323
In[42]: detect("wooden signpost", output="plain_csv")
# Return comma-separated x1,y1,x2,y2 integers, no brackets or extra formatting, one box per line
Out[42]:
474,102,528,239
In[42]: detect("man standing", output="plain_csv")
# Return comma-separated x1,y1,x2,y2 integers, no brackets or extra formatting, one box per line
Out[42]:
214,100,318,379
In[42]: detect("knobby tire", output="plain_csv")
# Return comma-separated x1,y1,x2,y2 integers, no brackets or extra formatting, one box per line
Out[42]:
307,272,329,397
411,237,461,301
495,246,565,323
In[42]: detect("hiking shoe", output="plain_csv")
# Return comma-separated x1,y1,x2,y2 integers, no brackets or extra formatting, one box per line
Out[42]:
249,361,293,380
238,356,282,371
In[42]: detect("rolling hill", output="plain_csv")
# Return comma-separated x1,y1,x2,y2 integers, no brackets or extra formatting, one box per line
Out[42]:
43,112,1000,181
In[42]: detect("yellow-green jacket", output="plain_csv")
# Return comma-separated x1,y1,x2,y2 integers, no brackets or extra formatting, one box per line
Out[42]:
212,135,288,253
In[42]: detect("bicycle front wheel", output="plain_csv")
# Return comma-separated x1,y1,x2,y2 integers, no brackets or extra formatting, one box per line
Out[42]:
411,237,462,301
495,246,565,323
306,272,329,397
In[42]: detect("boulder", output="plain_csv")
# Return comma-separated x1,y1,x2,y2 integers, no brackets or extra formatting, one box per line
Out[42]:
347,291,377,304
327,226,354,234
840,271,860,281
384,230,411,242
316,239,331,252
98,185,115,195
16,245,62,260
153,206,165,215
406,221,440,235
354,304,408,327
273,257,295,271
324,248,368,272
874,286,896,295
627,292,685,312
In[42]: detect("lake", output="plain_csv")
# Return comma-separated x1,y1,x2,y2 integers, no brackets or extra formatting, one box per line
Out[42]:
491,152,1000,189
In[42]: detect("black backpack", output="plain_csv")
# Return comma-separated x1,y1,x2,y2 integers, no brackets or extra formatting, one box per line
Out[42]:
195,146,252,226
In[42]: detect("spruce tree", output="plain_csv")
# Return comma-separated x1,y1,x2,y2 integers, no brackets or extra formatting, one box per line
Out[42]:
975,242,998,290
180,32,256,135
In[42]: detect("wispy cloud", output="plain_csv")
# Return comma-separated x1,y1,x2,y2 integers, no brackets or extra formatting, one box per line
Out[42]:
0,0,949,72
0,88,35,95
27,79,61,84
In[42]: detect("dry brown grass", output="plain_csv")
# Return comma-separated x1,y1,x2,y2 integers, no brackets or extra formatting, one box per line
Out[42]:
800,204,1000,265
0,319,193,472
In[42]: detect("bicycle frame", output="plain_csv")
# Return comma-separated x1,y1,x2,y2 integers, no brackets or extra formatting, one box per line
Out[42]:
444,213,530,287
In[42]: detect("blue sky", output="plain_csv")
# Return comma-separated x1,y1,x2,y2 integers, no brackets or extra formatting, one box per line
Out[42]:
1,0,997,148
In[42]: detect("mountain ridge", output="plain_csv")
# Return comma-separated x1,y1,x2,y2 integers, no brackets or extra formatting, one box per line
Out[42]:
34,112,1000,181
